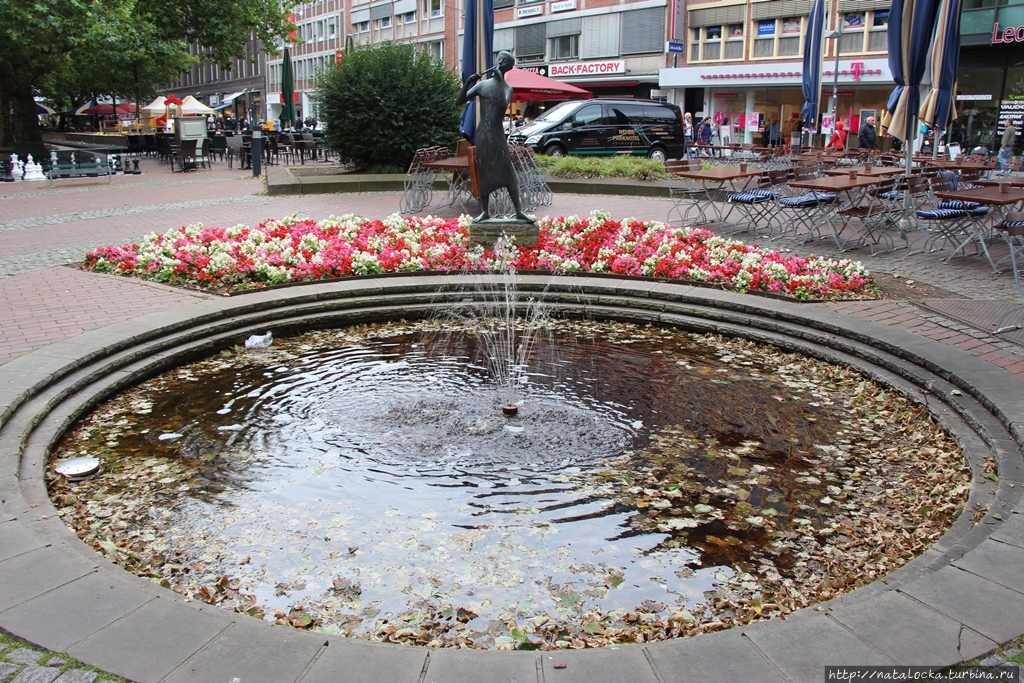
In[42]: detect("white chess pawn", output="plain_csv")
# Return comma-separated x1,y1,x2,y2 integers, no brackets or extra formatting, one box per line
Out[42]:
22,154,45,181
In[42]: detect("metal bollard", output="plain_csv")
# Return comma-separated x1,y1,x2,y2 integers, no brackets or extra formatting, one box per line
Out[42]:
252,131,262,177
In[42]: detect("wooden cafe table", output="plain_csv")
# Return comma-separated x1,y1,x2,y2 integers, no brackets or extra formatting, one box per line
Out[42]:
932,184,1024,270
786,173,884,249
665,165,762,224
823,165,905,178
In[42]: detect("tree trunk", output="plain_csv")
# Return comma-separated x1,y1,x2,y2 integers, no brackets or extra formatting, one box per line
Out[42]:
11,73,44,144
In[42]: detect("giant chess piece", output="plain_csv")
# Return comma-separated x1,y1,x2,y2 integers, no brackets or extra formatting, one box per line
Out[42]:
2,159,14,182
131,159,141,175
455,50,537,247
10,154,24,182
22,155,46,182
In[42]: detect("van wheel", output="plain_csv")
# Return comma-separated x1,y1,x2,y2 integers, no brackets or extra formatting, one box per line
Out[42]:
544,144,566,158
648,147,667,162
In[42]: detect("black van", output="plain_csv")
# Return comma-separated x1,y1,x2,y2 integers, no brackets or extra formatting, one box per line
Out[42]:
508,98,685,162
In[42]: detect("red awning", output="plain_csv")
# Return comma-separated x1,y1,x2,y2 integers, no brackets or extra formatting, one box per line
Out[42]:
80,103,138,116
504,68,593,102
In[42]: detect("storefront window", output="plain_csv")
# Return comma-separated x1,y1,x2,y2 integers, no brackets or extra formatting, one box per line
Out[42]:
953,68,1002,151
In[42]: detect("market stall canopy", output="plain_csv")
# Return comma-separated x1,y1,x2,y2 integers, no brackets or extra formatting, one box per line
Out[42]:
141,96,167,115
36,102,55,115
180,95,215,116
504,69,593,102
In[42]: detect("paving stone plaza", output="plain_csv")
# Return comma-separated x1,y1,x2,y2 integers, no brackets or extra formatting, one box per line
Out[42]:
2,158,1024,682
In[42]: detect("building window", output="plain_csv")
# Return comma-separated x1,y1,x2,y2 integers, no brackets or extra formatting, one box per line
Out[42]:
329,19,336,38
425,0,442,17
358,20,369,32
426,40,443,61
724,23,744,59
549,34,578,60
399,11,416,23
375,15,392,29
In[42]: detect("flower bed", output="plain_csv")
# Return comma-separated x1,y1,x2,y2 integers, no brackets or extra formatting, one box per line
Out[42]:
84,211,872,300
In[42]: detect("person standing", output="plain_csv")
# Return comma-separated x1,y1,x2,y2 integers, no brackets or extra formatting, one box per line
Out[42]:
999,122,1017,168
768,119,781,147
858,115,877,149
826,120,848,150
683,112,694,157
696,116,713,156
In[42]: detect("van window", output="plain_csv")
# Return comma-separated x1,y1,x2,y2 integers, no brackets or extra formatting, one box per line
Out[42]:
573,104,604,126
609,104,644,125
643,106,677,124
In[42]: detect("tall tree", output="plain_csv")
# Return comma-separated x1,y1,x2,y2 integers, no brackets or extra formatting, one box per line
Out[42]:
0,0,292,145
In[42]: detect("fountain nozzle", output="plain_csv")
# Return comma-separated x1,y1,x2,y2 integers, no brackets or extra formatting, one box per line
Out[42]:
502,404,518,417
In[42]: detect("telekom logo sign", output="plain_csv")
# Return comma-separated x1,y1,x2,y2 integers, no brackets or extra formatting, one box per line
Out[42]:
850,61,865,80
992,22,1024,43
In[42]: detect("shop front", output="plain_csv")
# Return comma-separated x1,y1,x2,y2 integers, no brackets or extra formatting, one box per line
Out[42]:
659,58,892,147
954,45,1024,155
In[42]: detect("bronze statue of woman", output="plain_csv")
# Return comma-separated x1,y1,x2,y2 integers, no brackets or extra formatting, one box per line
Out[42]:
455,50,534,223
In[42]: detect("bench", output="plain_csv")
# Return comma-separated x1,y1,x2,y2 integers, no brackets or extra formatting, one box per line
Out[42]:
47,148,113,186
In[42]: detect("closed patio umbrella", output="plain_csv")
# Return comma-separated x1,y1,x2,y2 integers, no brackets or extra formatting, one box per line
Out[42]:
800,0,826,145
918,0,961,138
880,0,941,146
281,47,296,129
459,0,493,144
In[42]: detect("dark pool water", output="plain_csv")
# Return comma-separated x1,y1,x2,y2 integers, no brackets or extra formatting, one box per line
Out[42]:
52,320,872,645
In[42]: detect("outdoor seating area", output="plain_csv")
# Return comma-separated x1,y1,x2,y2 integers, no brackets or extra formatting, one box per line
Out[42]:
400,141,552,217
665,145,1024,314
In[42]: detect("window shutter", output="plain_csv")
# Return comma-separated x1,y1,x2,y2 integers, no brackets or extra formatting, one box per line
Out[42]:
547,18,582,37
690,4,746,27
621,8,664,55
516,24,546,58
750,0,812,20
838,0,889,10
493,28,514,52
370,2,393,20
581,14,619,59
351,7,370,23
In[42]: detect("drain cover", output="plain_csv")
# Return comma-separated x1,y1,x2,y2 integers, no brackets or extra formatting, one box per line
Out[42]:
54,456,100,480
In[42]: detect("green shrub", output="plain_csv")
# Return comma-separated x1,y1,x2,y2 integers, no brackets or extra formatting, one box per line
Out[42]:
536,155,667,181
316,43,462,171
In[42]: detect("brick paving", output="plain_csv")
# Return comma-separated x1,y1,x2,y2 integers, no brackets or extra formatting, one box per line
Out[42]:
1,154,1023,378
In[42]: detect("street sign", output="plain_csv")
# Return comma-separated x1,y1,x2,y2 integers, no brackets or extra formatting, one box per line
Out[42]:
667,41,686,54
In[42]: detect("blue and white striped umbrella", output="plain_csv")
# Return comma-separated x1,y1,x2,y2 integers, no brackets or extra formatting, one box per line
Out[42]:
799,0,826,135
918,0,962,132
881,0,941,142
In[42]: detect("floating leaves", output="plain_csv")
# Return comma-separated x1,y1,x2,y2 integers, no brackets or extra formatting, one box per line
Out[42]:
47,322,969,650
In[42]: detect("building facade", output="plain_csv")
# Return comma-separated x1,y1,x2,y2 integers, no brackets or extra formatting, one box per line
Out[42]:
161,36,267,126
659,0,894,146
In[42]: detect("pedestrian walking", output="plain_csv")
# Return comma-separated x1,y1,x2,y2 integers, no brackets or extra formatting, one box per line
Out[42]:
858,116,877,149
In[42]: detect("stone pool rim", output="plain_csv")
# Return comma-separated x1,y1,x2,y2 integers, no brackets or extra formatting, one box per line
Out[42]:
1,274,1022,683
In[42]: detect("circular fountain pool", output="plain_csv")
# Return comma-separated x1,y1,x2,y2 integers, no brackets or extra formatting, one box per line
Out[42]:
49,318,969,649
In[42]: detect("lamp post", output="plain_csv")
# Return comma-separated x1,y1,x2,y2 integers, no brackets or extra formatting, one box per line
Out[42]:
826,26,842,147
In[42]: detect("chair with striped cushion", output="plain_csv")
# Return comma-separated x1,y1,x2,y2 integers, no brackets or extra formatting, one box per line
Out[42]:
776,168,837,241
838,177,905,255
724,170,787,236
